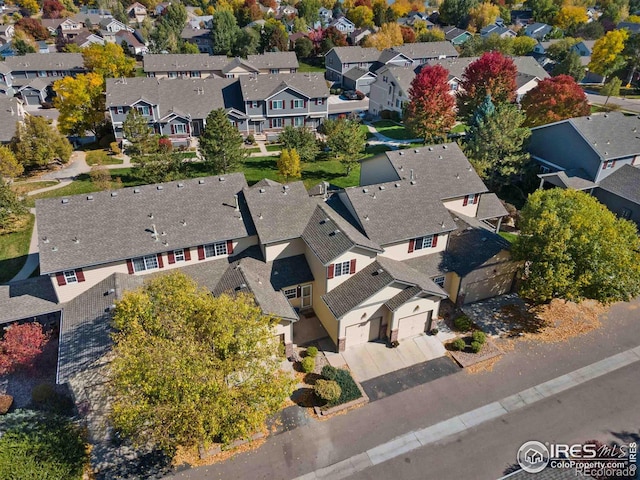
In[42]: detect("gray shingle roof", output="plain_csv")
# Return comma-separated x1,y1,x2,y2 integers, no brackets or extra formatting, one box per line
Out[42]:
302,200,382,265
0,96,22,143
36,173,251,274
538,170,597,190
105,76,241,119
143,53,230,73
327,46,380,64
243,180,317,244
3,53,85,73
597,164,640,205
380,65,416,93
562,113,640,160
238,73,329,101
247,52,299,70
393,41,459,60
342,67,373,82
322,257,446,319
476,193,509,220
0,276,60,324
429,55,549,82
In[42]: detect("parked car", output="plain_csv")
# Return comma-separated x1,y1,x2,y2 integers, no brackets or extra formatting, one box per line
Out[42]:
342,90,359,100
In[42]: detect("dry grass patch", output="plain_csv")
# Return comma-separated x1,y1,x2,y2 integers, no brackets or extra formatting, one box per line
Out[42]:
525,299,604,343
465,355,502,374
173,433,267,469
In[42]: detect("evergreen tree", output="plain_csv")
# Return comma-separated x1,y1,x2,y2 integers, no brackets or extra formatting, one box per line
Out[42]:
199,109,247,174
122,109,156,156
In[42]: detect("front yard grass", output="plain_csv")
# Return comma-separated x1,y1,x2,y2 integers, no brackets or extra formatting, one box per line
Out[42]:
372,120,415,140
451,123,468,134
85,149,123,166
11,181,59,196
0,213,34,283
265,144,282,152
499,232,518,243
298,61,326,73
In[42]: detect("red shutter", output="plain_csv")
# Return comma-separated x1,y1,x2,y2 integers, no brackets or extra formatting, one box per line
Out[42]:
291,100,294,108
56,272,66,286
168,251,175,264
463,195,469,206
126,259,134,274
602,162,607,170
314,98,318,105
269,119,273,128
612,160,616,168
157,253,164,268
269,101,273,109
198,245,205,260
170,124,175,134
186,123,190,134
226,240,233,255
327,264,334,279
474,194,479,205
296,285,301,298
432,234,438,248
349,259,356,274
75,269,85,282
408,238,415,253
184,248,191,261
304,100,307,108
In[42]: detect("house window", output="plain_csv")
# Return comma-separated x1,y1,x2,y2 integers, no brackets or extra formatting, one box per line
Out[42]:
283,287,297,299
415,235,434,250
272,118,283,128
133,254,159,272
204,241,228,258
116,106,124,114
334,260,351,277
433,276,445,288
190,71,201,78
63,270,78,283
173,123,187,134
450,82,458,91
395,99,400,108
226,74,235,78
272,100,284,110
174,249,185,262
251,101,259,108
168,72,177,78
621,208,632,219
293,99,304,108
270,68,280,74
294,117,304,127
38,71,46,77
463,193,478,206
136,105,150,116
603,160,615,169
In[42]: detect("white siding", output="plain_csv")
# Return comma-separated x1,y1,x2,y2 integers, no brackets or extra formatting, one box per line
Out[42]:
380,233,448,261
443,196,480,217
264,238,306,262
326,248,377,291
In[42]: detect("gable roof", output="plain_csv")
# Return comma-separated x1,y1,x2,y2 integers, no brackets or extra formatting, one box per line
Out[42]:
326,46,380,64
476,193,509,221
597,164,640,205
532,113,640,161
392,41,459,60
0,96,23,143
143,53,229,73
36,173,253,274
247,51,299,70
0,276,59,324
322,257,446,319
443,27,472,42
3,53,85,72
342,66,375,82
429,55,549,82
243,180,317,244
380,65,417,92
238,73,329,101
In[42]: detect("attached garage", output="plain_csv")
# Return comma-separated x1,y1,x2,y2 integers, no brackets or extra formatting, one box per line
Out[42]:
462,273,515,304
21,89,43,106
397,311,433,340
345,316,381,347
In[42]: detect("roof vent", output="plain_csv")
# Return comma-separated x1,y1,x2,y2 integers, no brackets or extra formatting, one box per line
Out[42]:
414,149,420,153
259,188,265,193
219,176,225,181
364,214,369,221
428,147,433,151
43,237,49,243
238,283,247,290
395,183,400,188
157,185,164,190
61,198,69,204
603,113,608,118
379,185,385,190
331,229,340,236
199,179,205,184
439,155,443,160
283,185,289,190
181,220,187,226
410,180,417,185
399,151,404,156
443,145,448,149
177,182,184,188
52,246,58,252
586,116,591,120
87,195,94,201
455,173,460,179
134,188,141,193
321,217,330,224
259,212,263,219
73,237,79,244
111,192,118,197
362,188,369,193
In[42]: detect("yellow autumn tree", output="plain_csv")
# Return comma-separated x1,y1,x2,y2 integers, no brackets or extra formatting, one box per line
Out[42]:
347,5,374,28
82,43,136,79
589,29,629,79
363,22,403,50
277,148,302,182
54,72,106,136
468,2,500,31
555,5,588,31
390,0,425,17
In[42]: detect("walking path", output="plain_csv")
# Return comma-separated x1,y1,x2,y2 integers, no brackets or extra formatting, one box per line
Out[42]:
294,345,640,480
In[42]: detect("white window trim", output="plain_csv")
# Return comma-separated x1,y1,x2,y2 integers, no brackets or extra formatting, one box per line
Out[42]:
204,241,227,258
415,235,434,250
467,193,476,205
334,260,351,277
283,287,297,299
174,249,185,262
294,117,304,127
174,123,187,134
272,100,284,110
133,254,159,272
433,276,445,288
63,270,78,283
293,99,304,108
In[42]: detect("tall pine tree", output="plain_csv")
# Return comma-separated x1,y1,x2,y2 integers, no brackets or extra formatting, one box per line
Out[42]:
199,109,247,174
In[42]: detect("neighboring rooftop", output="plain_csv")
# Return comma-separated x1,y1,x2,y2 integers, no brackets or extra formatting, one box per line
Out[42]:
2,53,85,73
597,164,640,205
143,53,229,72
0,96,23,143
0,276,60,325
239,73,329,101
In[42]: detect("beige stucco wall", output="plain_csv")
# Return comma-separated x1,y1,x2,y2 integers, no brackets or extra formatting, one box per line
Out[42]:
380,233,448,261
338,284,403,338
264,238,306,262
390,295,441,331
443,196,480,217
275,319,293,344
458,250,521,304
448,273,461,303
303,244,339,344
326,248,377,290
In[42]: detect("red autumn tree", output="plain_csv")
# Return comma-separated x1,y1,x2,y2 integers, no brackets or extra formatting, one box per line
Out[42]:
400,26,416,43
0,323,49,375
458,51,517,119
521,75,590,127
404,64,456,143
355,0,372,7
16,18,50,41
43,0,65,19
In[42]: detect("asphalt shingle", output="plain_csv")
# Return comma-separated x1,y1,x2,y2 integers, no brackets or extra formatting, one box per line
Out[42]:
598,164,640,204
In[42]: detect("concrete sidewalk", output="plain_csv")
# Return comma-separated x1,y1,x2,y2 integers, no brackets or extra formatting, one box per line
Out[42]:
10,208,39,282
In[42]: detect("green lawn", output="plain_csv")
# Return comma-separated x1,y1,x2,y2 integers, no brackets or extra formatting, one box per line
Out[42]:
451,123,468,134
364,144,392,156
0,214,35,283
266,144,282,152
135,67,146,77
298,61,326,73
245,147,261,154
499,232,518,243
372,120,415,140
85,150,124,166
360,124,375,139
11,181,59,196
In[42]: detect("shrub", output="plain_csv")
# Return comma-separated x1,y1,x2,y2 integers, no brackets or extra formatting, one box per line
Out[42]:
85,150,110,166
429,328,439,336
0,395,13,415
32,383,56,405
454,315,472,332
451,338,466,351
472,331,486,344
246,134,255,145
314,379,341,403
306,346,318,358
329,369,361,406
109,141,121,155
301,356,315,373
0,323,49,375
321,365,338,381
158,137,173,152
470,341,482,353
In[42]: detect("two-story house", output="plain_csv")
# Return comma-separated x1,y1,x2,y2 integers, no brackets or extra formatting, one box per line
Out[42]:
0,53,86,91
42,18,84,39
126,1,147,23
0,23,15,44
180,26,212,54
530,113,640,226
329,16,356,34
0,95,25,144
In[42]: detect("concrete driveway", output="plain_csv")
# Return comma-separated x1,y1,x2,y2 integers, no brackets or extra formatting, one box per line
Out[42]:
461,293,526,337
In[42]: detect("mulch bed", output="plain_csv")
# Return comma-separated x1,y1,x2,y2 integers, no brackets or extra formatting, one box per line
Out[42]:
448,338,502,368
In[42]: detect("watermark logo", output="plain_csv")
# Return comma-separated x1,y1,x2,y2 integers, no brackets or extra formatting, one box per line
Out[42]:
517,441,550,473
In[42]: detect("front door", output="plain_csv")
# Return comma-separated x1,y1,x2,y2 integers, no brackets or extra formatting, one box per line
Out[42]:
301,284,312,309
379,319,388,340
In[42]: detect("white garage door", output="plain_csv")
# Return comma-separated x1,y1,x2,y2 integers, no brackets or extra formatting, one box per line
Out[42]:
345,317,381,348
463,273,514,304
397,311,432,341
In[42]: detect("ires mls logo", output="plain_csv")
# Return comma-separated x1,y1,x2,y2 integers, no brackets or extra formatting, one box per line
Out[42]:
517,441,550,473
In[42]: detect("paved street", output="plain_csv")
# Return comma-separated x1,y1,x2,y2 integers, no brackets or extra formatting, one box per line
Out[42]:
166,298,640,480
586,92,640,114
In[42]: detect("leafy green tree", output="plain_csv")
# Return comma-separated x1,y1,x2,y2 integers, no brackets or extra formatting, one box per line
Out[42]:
211,9,240,55
122,109,156,156
513,189,640,304
0,410,87,480
552,50,585,81
260,18,288,52
135,151,183,184
12,116,72,170
180,41,201,54
277,148,302,181
278,126,319,163
0,181,27,230
512,36,538,55
601,76,622,105
0,145,23,178
323,118,366,175
524,0,558,24
199,109,247,174
295,36,314,59
439,0,479,27
590,29,629,80
234,27,260,57
622,33,640,86
13,30,36,55
298,0,322,24
464,96,530,191
109,272,295,451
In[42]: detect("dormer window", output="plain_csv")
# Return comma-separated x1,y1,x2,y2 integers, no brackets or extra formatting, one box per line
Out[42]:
463,194,478,206
603,160,616,170
327,259,356,279
408,234,438,252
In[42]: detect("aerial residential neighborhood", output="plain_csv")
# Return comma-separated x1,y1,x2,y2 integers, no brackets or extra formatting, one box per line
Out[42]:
0,0,639,478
